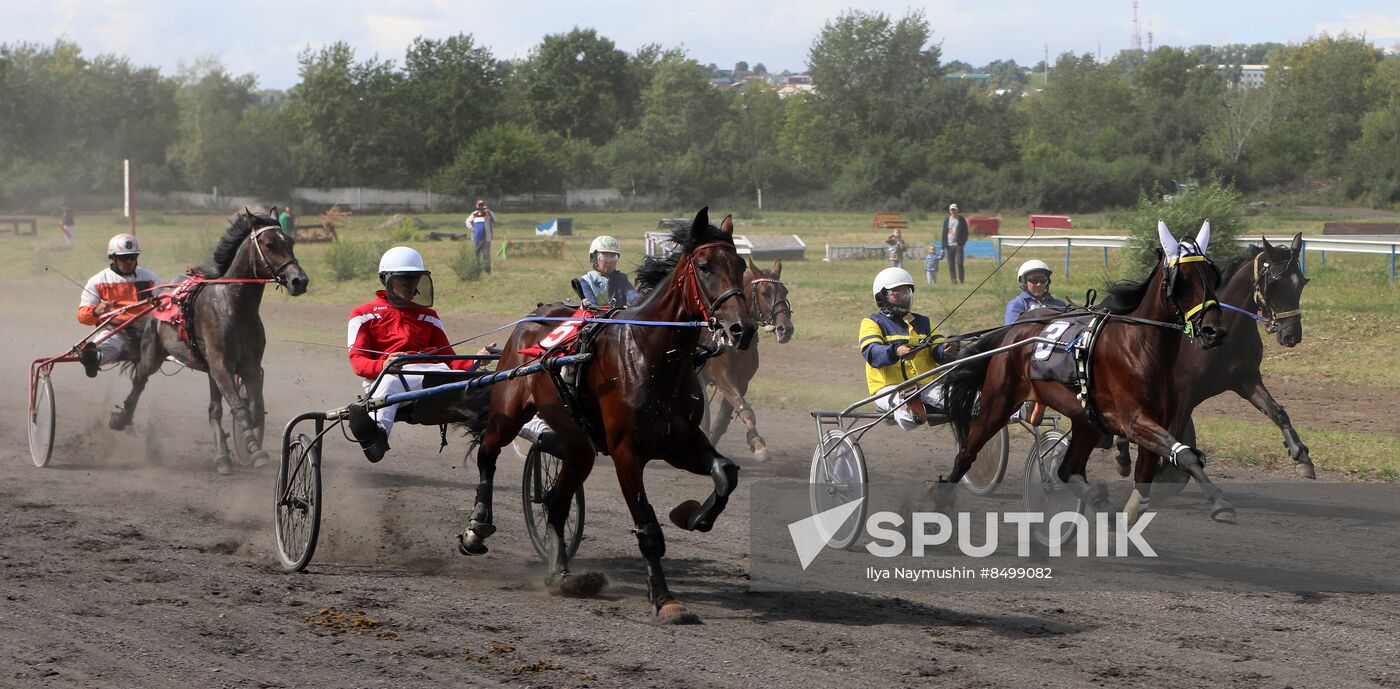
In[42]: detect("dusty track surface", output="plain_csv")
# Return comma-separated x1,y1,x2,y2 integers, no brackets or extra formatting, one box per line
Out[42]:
4,288,1398,688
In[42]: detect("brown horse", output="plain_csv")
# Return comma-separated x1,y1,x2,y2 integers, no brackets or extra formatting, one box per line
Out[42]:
112,208,308,475
1112,233,1314,512
459,208,755,623
698,258,794,461
937,221,1236,522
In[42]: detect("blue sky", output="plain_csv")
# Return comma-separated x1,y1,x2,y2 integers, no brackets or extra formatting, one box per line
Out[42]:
4,1,1397,89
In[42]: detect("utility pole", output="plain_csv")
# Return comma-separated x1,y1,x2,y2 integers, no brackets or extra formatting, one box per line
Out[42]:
743,92,763,210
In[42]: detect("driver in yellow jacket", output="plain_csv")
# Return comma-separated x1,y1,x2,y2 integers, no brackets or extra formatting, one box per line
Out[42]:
859,267,958,429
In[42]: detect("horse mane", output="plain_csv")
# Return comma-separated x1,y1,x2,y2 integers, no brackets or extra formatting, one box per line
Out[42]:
1099,261,1162,315
633,218,734,294
203,207,278,277
1218,245,1264,283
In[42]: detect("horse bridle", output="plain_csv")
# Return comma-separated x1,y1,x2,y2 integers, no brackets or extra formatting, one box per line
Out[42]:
1251,250,1303,333
747,276,792,328
250,226,300,287
1164,247,1220,340
684,242,746,326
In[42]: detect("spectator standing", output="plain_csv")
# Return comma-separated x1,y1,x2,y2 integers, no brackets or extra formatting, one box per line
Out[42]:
466,199,496,274
885,227,907,268
279,206,296,238
922,243,942,285
941,203,969,284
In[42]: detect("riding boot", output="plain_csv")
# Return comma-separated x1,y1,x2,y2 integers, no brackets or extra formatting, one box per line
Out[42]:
346,403,390,463
80,342,101,378
536,429,569,458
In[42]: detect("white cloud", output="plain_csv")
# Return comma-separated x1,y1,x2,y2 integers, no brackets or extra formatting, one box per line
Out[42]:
1316,11,1400,44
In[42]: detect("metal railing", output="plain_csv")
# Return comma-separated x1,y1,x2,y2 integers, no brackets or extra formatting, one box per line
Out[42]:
992,234,1400,284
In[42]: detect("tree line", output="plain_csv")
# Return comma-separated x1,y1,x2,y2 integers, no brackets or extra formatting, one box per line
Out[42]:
3,10,1399,213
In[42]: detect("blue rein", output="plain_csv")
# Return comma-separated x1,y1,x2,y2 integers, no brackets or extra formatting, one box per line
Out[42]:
1218,302,1270,323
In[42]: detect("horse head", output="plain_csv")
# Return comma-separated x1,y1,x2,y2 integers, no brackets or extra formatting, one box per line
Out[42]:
747,258,794,343
1257,233,1308,347
240,208,308,295
682,208,756,350
1158,219,1226,349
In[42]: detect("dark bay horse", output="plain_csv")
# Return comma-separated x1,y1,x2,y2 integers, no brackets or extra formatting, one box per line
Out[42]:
112,208,308,475
1114,233,1313,515
698,258,794,461
461,208,755,623
937,222,1237,522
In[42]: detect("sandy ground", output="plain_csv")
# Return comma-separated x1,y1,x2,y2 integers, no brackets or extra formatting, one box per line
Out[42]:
4,286,1398,689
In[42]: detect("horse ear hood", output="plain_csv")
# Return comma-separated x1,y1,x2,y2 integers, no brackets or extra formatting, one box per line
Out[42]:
1195,220,1211,254
1157,220,1179,259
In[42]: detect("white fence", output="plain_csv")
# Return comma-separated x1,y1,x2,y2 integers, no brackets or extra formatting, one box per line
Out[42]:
135,186,652,213
992,234,1400,284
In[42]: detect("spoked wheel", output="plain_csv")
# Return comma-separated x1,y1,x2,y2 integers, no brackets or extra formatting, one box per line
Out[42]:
808,430,868,551
1023,430,1083,549
959,426,1010,496
521,442,585,562
28,370,55,467
275,431,322,572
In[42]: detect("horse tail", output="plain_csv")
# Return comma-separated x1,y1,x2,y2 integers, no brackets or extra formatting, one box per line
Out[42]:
450,373,494,439
939,328,1009,445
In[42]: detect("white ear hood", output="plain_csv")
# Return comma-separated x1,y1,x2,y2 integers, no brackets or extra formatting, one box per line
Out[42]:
1194,220,1211,254
1157,220,1180,260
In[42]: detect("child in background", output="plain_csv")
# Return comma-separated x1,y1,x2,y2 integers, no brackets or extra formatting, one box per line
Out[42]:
923,243,943,285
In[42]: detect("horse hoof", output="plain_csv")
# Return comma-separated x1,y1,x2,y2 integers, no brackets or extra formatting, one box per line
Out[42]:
1211,504,1237,524
1115,455,1131,478
249,450,271,469
215,456,235,476
456,532,489,556
752,447,770,463
548,572,608,597
109,413,130,431
669,500,702,530
1295,463,1317,480
656,601,702,625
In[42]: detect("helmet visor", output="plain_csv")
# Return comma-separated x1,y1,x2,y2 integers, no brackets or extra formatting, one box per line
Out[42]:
383,271,434,308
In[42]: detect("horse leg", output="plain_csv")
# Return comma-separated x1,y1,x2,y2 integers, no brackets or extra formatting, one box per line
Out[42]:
616,449,699,624
207,378,234,476
542,448,603,595
1058,420,1111,514
241,366,270,468
458,391,535,556
1114,436,1133,477
1238,377,1315,479
664,423,740,534
109,324,162,430
208,366,258,466
709,396,735,442
1124,446,1159,526
932,382,1019,513
1122,416,1235,524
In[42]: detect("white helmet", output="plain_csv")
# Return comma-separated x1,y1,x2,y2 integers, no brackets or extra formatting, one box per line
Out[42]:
378,246,427,274
1017,260,1052,280
107,233,141,257
588,235,621,255
872,267,916,296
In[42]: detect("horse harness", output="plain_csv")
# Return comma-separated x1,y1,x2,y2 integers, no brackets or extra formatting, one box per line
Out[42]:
747,276,792,329
1250,250,1302,333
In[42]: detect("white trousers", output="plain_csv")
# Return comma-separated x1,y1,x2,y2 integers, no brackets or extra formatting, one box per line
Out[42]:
874,383,946,431
362,363,452,438
91,328,127,364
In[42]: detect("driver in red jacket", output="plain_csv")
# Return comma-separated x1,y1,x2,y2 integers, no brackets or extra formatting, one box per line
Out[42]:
345,246,489,462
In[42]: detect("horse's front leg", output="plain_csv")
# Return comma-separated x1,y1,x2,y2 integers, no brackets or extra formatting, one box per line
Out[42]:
1121,414,1235,523
663,421,740,534
208,366,258,467
207,377,234,475
1237,377,1315,479
616,446,700,624
240,365,270,467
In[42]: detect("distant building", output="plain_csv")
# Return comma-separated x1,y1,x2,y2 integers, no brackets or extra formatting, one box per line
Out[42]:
946,72,991,81
1218,64,1271,88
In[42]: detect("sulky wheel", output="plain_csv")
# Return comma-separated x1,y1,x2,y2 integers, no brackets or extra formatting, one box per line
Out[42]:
1023,429,1084,550
521,441,585,562
275,431,322,572
807,430,868,551
959,425,1010,496
29,370,56,467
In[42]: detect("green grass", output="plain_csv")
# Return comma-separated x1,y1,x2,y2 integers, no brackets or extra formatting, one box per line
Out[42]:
1196,418,1400,481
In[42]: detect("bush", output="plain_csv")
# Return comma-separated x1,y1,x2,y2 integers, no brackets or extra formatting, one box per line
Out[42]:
450,242,483,281
324,241,381,282
1121,179,1246,273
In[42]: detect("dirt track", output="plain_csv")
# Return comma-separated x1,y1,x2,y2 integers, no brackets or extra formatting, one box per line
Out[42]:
4,288,1398,688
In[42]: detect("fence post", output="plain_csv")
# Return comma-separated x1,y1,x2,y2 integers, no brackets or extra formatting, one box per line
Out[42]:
1391,244,1396,286
1064,238,1072,280
995,237,1002,266
1299,240,1307,275
1103,246,1109,267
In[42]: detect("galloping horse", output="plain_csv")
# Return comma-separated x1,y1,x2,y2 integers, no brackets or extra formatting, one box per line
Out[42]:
113,208,308,475
698,258,794,461
460,208,755,623
938,221,1236,522
1115,233,1314,492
